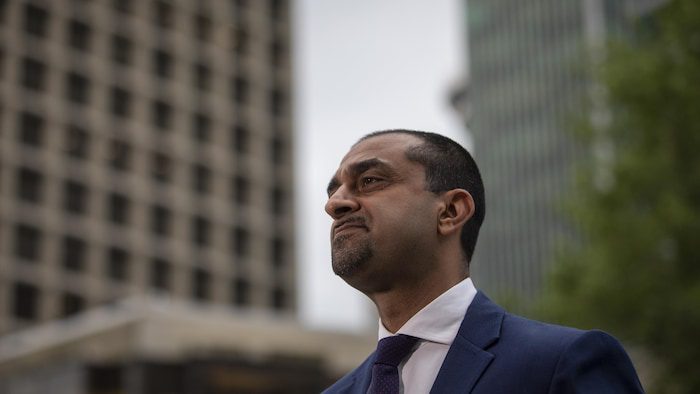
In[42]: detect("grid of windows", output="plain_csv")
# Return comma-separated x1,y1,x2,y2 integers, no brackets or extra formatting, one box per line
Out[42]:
1,0,295,333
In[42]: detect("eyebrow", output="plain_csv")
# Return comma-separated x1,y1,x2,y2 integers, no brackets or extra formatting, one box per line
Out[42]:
326,158,393,196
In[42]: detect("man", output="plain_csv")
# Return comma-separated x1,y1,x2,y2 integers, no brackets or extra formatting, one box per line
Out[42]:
322,130,643,393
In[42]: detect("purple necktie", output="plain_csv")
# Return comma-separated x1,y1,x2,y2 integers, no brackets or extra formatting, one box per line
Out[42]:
367,334,419,394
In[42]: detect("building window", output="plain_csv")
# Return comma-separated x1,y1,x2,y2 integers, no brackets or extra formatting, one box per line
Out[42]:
270,187,285,215
18,111,44,147
62,236,87,272
67,19,91,51
192,215,210,247
151,205,171,236
270,136,285,165
271,237,285,267
24,3,49,37
232,278,249,307
66,72,90,104
232,226,249,258
12,282,39,320
106,247,129,281
192,268,210,301
107,192,130,225
14,223,42,262
108,139,131,171
151,152,172,183
150,258,171,291
192,164,210,194
16,167,43,203
269,0,285,20
231,27,248,55
153,49,173,78
154,0,174,29
269,88,285,117
111,34,131,65
194,63,210,91
64,125,89,159
61,292,85,317
194,13,212,42
271,286,286,310
112,0,131,13
233,175,249,205
231,124,249,153
232,76,248,104
110,87,131,117
269,39,285,68
20,56,46,91
152,100,173,130
192,113,211,142
64,180,88,214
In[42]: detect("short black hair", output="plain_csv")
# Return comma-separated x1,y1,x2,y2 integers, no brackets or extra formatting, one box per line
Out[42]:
358,129,485,263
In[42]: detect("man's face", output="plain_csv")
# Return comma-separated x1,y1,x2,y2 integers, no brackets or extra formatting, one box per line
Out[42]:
325,134,441,291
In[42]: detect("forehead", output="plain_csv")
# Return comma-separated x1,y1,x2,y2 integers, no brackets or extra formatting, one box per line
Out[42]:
339,133,422,167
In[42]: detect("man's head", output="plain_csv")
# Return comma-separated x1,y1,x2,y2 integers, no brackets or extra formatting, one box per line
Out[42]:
357,130,485,261
325,130,485,291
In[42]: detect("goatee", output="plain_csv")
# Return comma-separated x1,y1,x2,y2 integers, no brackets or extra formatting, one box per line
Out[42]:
331,234,373,277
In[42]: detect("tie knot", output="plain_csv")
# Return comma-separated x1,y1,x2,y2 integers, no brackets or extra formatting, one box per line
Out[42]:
375,334,419,367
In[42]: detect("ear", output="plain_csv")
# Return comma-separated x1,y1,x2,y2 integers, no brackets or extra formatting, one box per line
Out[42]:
437,189,475,237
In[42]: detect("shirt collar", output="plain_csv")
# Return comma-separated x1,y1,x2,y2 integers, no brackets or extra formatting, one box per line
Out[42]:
377,277,477,345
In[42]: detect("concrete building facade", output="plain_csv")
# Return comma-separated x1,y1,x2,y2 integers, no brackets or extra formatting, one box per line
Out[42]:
0,0,295,335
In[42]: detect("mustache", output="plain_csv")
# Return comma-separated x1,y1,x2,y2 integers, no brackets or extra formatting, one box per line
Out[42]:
332,216,368,234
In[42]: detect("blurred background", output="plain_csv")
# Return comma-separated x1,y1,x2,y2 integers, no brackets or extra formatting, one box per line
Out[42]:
1,0,698,393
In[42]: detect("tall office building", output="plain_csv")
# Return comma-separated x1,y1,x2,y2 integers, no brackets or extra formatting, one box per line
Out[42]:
0,0,295,334
458,0,664,307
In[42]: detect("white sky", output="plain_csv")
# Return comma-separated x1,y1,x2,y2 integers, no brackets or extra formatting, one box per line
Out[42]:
293,0,470,332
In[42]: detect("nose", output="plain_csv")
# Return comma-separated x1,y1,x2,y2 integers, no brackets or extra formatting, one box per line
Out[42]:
325,186,359,219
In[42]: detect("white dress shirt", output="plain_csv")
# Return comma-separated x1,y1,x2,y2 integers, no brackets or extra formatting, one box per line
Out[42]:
377,277,477,394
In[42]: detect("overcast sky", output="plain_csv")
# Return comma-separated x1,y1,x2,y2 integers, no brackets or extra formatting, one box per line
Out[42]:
293,0,470,333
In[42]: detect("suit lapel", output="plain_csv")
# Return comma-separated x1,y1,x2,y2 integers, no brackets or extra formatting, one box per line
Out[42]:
334,353,375,394
430,291,505,393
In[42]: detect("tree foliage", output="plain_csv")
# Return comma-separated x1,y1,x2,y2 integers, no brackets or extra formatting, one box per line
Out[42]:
539,0,700,392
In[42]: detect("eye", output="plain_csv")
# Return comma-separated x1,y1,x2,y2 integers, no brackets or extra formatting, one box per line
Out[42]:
359,176,385,191
361,177,380,186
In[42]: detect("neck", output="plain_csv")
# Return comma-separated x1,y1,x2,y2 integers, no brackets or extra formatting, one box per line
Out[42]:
370,270,468,333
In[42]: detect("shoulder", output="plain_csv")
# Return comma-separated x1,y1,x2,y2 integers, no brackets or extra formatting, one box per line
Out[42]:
495,314,644,393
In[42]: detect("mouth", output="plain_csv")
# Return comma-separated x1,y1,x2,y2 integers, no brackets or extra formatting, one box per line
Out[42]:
332,219,367,238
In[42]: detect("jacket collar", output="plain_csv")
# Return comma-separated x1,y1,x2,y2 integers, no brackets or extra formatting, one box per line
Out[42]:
330,291,504,394
429,291,504,393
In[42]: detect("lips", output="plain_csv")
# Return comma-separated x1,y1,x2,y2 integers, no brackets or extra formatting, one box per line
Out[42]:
332,218,367,238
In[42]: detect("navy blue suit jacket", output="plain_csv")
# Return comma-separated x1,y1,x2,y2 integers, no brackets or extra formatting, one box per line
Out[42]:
323,291,644,393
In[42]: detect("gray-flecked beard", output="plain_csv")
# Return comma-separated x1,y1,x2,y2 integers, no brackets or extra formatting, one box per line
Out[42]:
331,234,374,277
